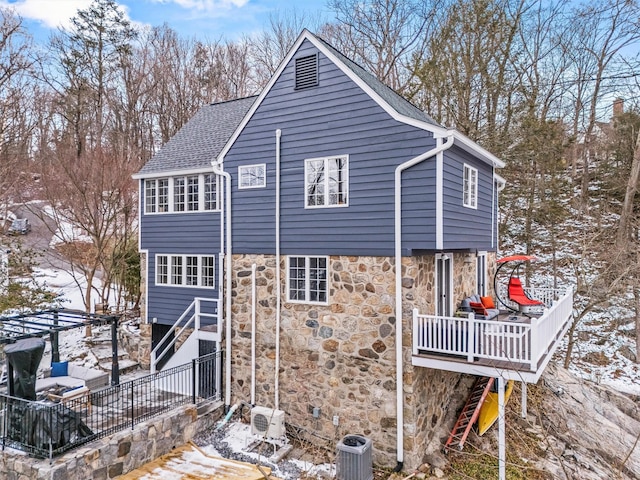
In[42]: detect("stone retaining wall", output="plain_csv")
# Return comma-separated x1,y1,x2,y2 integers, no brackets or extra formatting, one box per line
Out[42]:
0,405,221,480
229,252,492,470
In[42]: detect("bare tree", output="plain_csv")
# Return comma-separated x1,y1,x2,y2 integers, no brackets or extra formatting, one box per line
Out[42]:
34,145,136,312
412,0,528,154
0,8,36,210
246,9,319,89
565,0,640,200
327,0,439,94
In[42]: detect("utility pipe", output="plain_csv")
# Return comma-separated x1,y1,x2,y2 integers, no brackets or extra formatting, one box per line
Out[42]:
394,133,454,470
274,129,282,410
251,263,257,405
212,159,233,410
216,402,239,430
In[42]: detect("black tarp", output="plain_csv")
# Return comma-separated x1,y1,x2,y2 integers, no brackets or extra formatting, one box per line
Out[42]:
6,402,94,454
4,338,45,400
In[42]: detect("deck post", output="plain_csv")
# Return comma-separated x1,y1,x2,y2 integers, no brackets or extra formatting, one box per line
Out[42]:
521,382,527,418
412,309,419,355
498,376,506,480
530,319,538,370
467,313,475,363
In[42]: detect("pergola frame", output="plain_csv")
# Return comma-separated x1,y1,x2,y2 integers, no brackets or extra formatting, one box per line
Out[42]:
0,308,121,385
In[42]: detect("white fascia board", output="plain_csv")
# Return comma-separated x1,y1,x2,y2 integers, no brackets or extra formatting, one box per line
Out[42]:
494,172,507,190
132,167,214,180
410,356,541,383
452,131,506,168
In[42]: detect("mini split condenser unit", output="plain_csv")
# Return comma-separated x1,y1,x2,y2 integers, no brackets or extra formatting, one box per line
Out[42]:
250,406,286,438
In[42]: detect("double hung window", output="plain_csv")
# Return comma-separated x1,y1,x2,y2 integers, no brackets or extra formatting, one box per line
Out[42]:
155,254,216,288
144,180,156,214
305,155,348,208
158,179,169,212
187,176,199,211
287,256,328,304
173,178,185,212
463,164,478,209
144,174,219,213
204,174,217,210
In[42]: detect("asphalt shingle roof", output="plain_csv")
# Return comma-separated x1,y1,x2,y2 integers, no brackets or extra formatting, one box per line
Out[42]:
316,35,442,128
136,96,256,176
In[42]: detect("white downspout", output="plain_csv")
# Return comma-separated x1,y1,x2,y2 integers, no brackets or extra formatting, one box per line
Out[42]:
275,129,282,410
251,263,257,405
212,158,233,409
393,133,454,470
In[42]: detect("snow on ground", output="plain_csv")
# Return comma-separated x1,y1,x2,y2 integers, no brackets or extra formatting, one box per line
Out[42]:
36,267,87,310
41,205,93,247
195,421,336,480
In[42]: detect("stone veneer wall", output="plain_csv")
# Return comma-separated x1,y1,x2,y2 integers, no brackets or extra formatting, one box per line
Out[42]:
119,323,152,370
0,405,221,480
229,252,494,470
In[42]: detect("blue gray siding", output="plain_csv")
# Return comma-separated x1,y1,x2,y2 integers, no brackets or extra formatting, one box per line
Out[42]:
442,145,496,250
139,38,500,319
226,39,443,256
140,184,221,327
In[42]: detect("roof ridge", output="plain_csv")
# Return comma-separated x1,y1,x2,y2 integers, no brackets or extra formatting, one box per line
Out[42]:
209,95,258,107
310,31,442,128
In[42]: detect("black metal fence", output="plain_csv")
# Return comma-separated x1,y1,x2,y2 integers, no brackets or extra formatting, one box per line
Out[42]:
0,351,223,459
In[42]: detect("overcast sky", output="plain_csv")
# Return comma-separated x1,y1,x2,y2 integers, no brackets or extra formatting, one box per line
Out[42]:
1,0,331,42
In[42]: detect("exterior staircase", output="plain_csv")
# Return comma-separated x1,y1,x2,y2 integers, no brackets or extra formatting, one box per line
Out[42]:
150,297,221,373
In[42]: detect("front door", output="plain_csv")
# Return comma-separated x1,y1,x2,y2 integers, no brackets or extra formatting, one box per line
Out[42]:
436,253,453,317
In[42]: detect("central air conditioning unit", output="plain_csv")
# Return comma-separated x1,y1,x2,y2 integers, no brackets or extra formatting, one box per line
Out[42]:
251,406,286,438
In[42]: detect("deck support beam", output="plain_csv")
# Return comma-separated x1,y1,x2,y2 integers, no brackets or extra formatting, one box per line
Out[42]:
521,382,527,418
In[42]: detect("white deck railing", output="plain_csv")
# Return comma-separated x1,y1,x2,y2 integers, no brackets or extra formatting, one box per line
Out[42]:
412,288,573,371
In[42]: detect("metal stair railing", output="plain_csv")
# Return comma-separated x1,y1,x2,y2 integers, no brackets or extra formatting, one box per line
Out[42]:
150,298,220,372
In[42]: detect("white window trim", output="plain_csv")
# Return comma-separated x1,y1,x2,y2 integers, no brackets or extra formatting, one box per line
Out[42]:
144,174,220,215
304,155,349,209
476,251,487,296
145,180,157,214
156,254,168,285
286,255,329,305
238,164,267,189
154,254,216,289
463,164,478,209
203,173,219,211
435,253,454,317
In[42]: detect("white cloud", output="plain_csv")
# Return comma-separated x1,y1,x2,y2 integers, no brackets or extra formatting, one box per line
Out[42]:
153,0,249,13
0,0,135,30
0,0,92,28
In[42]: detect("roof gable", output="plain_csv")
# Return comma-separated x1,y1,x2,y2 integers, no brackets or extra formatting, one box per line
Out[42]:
216,30,503,169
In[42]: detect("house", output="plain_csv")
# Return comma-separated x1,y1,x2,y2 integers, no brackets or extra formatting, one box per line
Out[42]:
134,30,572,471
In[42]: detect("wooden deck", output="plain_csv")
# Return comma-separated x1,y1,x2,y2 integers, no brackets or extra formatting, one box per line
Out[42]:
412,288,573,383
117,442,282,480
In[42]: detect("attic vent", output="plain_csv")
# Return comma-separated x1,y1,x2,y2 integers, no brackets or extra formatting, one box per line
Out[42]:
295,54,318,90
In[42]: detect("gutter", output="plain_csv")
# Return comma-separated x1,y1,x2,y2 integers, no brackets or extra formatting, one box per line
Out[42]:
212,158,233,409
393,132,454,470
